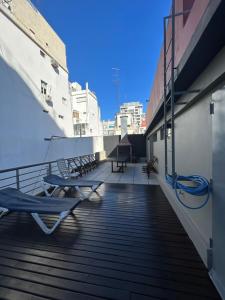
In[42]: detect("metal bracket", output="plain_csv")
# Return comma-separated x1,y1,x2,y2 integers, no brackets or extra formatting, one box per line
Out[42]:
207,247,213,270
210,102,214,115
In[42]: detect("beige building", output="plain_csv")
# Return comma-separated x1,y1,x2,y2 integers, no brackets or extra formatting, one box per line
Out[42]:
1,0,67,71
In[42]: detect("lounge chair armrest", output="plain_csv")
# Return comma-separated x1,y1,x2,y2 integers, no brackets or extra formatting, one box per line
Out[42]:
0,207,9,218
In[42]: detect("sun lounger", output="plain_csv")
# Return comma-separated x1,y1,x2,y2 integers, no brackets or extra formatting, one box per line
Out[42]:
0,187,81,235
43,174,103,200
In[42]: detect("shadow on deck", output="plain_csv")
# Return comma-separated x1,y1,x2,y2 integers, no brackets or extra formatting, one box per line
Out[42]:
0,183,221,299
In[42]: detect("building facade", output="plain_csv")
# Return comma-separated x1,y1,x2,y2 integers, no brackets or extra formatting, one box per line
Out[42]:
70,82,102,137
145,1,225,297
102,120,115,136
114,102,146,135
0,0,74,168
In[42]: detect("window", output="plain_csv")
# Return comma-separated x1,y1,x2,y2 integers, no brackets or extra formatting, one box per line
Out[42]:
2,0,12,11
74,124,86,136
183,0,195,26
73,110,79,119
62,97,67,104
152,132,157,142
41,80,47,95
58,115,64,119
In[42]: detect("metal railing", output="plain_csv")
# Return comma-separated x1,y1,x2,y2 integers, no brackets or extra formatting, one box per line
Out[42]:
0,154,96,195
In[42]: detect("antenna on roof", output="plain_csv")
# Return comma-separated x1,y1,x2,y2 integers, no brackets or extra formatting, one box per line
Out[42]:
112,67,120,107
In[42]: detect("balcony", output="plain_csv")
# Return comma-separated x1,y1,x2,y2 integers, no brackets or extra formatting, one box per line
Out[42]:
0,154,220,299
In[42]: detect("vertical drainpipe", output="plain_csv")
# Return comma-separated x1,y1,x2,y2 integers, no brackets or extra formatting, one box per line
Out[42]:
171,0,176,181
164,16,168,176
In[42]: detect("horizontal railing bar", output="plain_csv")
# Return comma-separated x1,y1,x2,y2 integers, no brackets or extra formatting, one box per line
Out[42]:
0,157,76,174
0,183,16,189
0,161,54,174
20,167,48,176
19,180,42,190
19,174,45,183
0,175,16,182
24,186,43,194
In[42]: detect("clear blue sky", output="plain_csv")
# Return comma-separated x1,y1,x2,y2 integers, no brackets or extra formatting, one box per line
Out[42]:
33,0,171,120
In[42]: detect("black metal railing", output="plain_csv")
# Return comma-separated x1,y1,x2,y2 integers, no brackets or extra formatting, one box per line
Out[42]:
0,154,97,195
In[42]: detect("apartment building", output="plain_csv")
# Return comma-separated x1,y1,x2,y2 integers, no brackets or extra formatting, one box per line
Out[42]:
0,0,74,168
145,0,225,297
102,120,115,136
70,82,102,137
114,102,146,135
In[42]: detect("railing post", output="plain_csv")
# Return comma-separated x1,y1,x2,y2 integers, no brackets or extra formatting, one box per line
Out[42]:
16,169,20,190
48,162,52,175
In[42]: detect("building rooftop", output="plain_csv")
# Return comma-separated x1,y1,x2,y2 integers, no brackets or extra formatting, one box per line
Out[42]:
0,181,220,300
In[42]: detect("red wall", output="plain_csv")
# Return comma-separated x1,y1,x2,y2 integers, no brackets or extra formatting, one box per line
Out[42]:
146,0,210,127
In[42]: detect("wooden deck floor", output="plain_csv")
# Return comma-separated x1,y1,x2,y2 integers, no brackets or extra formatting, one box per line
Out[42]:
0,183,221,300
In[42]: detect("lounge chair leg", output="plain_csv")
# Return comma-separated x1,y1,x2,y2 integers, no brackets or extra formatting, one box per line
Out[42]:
74,186,87,200
31,210,70,235
42,182,58,197
0,207,9,219
75,184,101,200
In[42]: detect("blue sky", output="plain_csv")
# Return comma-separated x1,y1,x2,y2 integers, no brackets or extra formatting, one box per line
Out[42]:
33,0,171,120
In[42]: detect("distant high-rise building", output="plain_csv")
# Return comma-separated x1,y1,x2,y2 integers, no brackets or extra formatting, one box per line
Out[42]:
115,102,146,135
103,102,146,136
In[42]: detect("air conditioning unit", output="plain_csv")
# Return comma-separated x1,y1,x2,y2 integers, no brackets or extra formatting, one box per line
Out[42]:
51,58,59,69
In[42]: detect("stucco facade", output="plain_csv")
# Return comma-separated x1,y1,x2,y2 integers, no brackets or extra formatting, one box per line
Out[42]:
0,0,74,169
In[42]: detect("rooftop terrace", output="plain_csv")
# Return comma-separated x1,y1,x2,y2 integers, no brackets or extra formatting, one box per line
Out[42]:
0,180,220,299
82,162,158,185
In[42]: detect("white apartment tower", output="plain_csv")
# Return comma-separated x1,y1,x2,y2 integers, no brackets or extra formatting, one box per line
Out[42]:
70,82,102,137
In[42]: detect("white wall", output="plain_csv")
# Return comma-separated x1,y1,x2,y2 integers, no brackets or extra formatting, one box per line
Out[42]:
0,11,74,169
146,45,225,267
152,96,212,264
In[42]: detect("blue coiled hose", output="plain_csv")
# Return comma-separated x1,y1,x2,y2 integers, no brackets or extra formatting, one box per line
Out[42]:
166,174,210,209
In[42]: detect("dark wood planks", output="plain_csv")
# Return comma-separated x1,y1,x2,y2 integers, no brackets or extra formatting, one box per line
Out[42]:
0,183,221,300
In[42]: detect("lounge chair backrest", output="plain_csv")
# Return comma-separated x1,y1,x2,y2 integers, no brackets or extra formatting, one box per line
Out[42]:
57,159,71,179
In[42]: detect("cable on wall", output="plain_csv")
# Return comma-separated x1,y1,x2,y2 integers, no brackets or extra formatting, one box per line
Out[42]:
166,174,210,209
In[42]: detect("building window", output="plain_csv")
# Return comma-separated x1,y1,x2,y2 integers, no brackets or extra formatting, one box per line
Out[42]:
73,110,79,119
62,97,67,104
183,0,195,26
2,0,12,11
74,124,86,136
41,80,47,95
152,132,157,142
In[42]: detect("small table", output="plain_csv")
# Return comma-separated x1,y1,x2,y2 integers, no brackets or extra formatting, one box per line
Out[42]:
108,156,128,173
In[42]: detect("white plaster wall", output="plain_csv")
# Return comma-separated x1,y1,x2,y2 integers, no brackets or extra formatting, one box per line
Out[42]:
45,136,104,162
152,96,212,265
0,11,74,169
146,45,225,266
87,93,101,136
